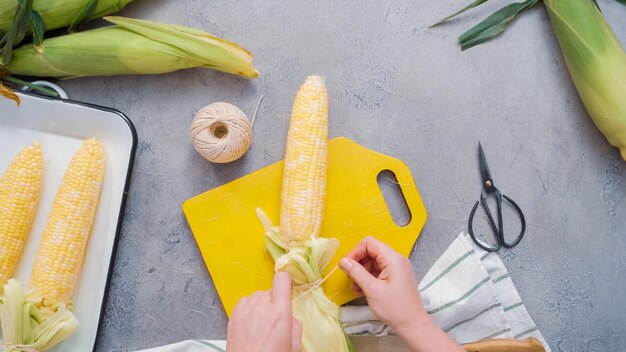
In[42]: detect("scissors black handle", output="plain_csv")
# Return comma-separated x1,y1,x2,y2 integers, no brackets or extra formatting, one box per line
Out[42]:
468,188,526,252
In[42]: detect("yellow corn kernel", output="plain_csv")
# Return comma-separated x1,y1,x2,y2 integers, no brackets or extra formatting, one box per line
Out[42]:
0,143,43,289
280,76,329,242
30,138,105,311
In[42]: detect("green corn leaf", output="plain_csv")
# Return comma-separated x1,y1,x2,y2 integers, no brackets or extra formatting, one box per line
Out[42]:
431,0,489,27
1,0,34,65
458,0,538,51
68,0,99,33
2,76,59,97
13,0,34,45
616,0,626,5
29,10,45,50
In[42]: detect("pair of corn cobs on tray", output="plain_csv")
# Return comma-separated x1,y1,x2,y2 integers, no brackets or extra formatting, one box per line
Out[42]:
0,138,104,351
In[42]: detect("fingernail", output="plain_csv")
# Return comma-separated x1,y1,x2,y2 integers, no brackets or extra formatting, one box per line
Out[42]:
339,258,352,271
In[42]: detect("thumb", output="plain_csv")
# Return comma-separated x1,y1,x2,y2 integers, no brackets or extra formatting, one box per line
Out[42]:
339,258,376,294
292,318,303,352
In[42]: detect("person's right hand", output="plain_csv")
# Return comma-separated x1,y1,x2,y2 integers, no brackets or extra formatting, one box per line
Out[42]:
339,236,464,352
338,236,427,331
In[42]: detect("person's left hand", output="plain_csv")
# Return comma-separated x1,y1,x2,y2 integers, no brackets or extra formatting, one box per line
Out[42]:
226,272,302,352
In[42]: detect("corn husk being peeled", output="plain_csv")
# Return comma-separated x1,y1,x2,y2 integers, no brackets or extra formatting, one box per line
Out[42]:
260,215,354,352
0,16,259,79
0,0,133,33
264,225,352,352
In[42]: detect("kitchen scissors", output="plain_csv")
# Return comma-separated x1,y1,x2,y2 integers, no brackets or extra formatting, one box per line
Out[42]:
468,143,526,252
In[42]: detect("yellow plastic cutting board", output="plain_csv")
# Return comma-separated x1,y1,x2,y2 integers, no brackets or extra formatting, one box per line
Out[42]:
183,137,427,316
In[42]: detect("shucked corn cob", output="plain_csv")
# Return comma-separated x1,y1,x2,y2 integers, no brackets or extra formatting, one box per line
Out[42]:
281,76,329,242
30,138,105,313
259,76,353,352
0,143,43,289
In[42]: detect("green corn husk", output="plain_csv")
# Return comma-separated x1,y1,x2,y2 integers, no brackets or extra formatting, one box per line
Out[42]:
260,217,354,352
434,0,626,160
0,0,133,32
544,0,626,160
0,279,78,352
0,16,259,78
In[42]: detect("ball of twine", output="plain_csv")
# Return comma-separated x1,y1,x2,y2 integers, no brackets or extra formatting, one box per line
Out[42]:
190,102,253,163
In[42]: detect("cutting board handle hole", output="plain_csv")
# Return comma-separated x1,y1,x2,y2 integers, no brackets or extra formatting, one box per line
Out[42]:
377,170,412,227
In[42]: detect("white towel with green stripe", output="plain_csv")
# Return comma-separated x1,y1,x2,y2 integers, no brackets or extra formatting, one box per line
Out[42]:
341,232,551,350
135,232,550,352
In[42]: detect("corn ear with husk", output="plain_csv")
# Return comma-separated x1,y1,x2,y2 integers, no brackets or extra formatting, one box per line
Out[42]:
544,0,626,160
0,0,133,32
433,0,626,160
257,76,354,352
0,0,133,66
0,16,259,79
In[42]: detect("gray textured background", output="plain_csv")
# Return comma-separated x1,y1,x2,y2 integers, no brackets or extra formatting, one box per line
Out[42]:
58,0,626,351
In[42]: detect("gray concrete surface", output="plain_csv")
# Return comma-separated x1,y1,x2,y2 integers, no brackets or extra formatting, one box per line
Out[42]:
58,0,626,351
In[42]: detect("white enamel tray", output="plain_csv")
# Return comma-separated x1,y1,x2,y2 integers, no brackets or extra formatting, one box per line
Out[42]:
0,91,137,351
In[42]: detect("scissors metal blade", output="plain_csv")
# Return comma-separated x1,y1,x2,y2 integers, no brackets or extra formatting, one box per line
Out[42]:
478,143,493,188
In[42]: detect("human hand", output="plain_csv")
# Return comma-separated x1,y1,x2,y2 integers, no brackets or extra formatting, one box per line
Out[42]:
226,272,302,352
338,236,427,331
339,237,463,352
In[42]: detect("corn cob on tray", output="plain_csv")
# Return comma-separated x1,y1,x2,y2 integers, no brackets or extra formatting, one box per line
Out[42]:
0,91,137,351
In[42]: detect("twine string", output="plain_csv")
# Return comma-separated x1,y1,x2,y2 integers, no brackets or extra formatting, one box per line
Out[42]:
293,266,340,301
251,95,264,126
1,341,41,352
190,101,256,163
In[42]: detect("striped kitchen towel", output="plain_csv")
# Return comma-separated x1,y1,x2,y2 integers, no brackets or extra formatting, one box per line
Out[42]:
137,340,226,352
342,232,551,351
136,232,550,352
